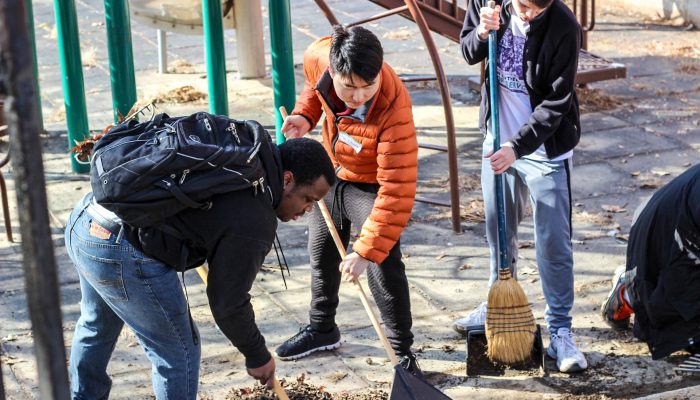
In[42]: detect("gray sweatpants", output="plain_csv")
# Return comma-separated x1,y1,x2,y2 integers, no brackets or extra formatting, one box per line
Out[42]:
481,145,575,335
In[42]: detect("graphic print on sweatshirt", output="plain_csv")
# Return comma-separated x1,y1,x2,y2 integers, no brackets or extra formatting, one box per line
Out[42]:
486,17,531,149
497,26,527,95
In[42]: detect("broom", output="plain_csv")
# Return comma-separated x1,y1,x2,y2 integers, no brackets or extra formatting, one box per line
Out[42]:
484,0,537,365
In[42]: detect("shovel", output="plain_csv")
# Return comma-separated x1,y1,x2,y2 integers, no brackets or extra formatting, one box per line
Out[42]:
195,265,290,400
315,200,451,399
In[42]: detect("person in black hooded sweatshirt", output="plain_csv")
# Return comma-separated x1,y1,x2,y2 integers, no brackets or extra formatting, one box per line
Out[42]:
602,164,700,360
65,137,335,400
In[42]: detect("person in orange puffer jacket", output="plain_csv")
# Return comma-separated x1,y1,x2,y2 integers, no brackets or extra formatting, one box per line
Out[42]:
275,25,422,377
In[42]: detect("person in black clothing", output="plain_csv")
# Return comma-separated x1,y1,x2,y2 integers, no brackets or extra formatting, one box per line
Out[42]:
602,164,700,360
65,137,335,400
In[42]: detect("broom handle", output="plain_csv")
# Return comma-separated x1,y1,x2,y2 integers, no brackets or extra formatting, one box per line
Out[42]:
315,200,401,366
487,0,510,273
195,264,290,400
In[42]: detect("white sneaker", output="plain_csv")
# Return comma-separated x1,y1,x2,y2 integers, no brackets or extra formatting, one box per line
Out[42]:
452,301,487,334
547,327,588,373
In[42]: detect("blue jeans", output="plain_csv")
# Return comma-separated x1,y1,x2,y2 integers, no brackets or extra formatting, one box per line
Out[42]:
65,194,200,399
481,144,575,336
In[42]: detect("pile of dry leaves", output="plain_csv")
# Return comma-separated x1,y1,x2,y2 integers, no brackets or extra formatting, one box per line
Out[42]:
225,375,387,400
576,87,622,113
152,85,207,104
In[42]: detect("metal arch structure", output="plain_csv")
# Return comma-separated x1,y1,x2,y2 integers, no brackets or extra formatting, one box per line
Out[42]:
312,0,463,233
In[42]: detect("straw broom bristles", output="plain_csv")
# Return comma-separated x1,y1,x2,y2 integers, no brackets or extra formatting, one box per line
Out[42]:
486,269,537,364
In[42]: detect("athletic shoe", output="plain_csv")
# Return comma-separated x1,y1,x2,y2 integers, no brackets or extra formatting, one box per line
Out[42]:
452,301,487,334
601,266,633,330
275,325,341,360
398,353,424,380
547,327,588,373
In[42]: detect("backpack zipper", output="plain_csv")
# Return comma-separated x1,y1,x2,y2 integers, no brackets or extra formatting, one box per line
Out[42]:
227,122,241,144
179,169,190,184
203,118,212,131
252,180,259,195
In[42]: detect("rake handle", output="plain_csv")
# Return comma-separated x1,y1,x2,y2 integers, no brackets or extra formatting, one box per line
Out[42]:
195,265,290,400
486,0,510,274
316,200,401,366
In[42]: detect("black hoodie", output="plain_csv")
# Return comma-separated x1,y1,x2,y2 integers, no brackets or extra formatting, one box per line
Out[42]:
134,137,284,369
460,0,583,159
627,164,700,359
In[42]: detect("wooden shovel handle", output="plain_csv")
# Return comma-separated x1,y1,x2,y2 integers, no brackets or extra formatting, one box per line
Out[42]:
315,200,400,366
195,264,289,399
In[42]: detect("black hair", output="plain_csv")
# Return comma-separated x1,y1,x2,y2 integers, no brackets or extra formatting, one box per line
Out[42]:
278,138,336,188
329,25,383,84
531,0,555,8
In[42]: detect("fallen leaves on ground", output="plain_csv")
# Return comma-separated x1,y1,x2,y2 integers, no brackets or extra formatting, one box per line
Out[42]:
226,375,388,400
461,199,485,223
81,46,98,68
169,59,196,74
152,85,207,104
459,263,474,270
678,62,700,75
576,87,622,113
422,173,481,193
601,204,627,213
51,106,66,122
383,27,413,41
573,210,614,226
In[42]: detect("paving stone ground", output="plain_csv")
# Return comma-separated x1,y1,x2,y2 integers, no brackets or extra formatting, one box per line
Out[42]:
1,0,699,398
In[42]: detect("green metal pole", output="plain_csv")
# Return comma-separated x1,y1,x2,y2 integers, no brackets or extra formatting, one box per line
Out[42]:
202,0,228,115
25,0,44,132
269,0,295,144
53,0,89,173
104,0,136,122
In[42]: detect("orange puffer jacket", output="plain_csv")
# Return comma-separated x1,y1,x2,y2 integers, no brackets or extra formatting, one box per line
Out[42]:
292,36,418,264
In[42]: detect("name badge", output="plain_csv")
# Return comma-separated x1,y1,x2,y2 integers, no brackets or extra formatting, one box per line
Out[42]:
338,131,362,154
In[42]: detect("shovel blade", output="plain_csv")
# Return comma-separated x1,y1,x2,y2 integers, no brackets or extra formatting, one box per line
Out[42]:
389,365,452,400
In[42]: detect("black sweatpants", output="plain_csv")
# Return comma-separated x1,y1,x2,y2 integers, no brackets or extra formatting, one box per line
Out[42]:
308,180,414,356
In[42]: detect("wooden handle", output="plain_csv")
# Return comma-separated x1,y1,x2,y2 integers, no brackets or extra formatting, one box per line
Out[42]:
195,264,290,398
488,0,495,8
272,378,290,400
316,200,400,366
195,265,209,286
279,106,289,119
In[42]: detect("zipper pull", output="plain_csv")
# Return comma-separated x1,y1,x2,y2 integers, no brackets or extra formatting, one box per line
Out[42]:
259,177,265,193
252,180,259,195
203,119,212,131
179,169,190,184
227,123,241,144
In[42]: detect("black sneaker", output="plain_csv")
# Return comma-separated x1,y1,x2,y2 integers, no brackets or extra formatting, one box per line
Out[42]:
275,325,341,360
398,353,424,380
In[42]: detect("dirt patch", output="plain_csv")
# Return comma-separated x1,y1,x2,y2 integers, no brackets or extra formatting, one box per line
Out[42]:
224,375,387,400
534,327,700,399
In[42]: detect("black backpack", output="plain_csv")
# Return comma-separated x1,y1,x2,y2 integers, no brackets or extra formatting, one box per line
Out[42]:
90,112,271,228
